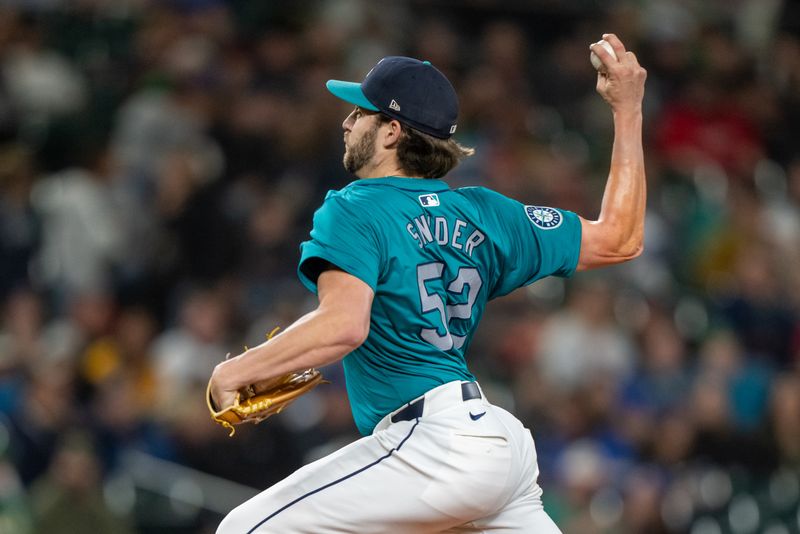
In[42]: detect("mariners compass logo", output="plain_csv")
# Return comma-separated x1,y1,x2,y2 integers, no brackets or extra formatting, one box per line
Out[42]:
524,206,562,229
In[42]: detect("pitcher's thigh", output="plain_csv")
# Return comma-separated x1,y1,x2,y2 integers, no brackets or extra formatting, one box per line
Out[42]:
215,428,387,533
217,420,464,534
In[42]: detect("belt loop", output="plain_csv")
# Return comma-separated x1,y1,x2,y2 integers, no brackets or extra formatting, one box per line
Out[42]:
461,382,481,401
391,398,424,423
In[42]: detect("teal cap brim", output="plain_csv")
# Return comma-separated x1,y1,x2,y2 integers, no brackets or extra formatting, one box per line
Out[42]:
326,80,379,111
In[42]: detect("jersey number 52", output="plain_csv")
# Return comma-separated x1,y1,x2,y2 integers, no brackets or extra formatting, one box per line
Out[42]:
417,263,483,350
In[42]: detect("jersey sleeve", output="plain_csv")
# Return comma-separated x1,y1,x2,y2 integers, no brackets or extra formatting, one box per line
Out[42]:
483,190,582,299
298,191,382,294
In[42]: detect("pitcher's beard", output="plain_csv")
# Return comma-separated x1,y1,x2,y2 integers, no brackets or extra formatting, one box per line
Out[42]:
343,123,378,174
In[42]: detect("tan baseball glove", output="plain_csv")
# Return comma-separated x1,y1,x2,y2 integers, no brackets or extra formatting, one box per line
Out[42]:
206,328,327,436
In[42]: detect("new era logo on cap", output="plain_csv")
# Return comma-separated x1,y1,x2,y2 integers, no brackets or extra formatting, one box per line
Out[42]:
389,99,401,111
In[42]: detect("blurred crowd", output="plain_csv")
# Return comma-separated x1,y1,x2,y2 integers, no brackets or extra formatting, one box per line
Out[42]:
0,0,799,532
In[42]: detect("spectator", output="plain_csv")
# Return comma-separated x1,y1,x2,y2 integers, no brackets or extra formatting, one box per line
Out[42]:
536,277,635,391
152,287,229,406
29,431,134,534
0,144,39,301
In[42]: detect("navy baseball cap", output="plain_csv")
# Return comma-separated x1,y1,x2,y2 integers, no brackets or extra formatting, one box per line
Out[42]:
326,56,459,139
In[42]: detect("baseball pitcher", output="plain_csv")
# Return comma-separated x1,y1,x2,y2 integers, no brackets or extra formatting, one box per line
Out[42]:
209,33,646,533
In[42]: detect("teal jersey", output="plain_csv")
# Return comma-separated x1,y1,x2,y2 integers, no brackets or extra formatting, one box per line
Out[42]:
298,177,581,435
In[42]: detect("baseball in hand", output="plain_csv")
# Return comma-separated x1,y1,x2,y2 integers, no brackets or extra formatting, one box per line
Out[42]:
590,39,617,71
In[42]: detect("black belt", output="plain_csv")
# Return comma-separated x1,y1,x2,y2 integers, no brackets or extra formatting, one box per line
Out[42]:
391,382,481,423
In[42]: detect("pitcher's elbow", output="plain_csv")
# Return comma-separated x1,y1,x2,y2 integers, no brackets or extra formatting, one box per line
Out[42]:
337,320,370,350
621,241,644,261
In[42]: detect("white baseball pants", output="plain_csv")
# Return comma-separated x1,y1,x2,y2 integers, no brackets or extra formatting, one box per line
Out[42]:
217,381,562,533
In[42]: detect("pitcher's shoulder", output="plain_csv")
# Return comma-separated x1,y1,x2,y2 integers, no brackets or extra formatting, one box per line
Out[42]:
323,184,377,205
315,185,393,226
454,185,507,201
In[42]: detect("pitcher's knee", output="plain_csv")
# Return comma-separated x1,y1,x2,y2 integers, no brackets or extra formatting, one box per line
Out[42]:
217,501,257,534
217,494,293,534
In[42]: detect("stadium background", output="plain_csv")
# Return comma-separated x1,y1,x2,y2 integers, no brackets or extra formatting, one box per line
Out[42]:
0,0,798,532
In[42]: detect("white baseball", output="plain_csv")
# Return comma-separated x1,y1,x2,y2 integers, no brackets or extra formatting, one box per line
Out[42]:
590,39,617,71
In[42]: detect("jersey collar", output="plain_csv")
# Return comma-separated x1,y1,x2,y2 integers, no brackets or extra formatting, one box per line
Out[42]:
349,176,450,192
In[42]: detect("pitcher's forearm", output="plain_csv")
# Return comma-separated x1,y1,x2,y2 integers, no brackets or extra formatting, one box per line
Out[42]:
598,109,645,253
213,309,358,392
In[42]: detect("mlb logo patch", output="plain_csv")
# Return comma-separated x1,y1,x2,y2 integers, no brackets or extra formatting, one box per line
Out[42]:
419,193,440,207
